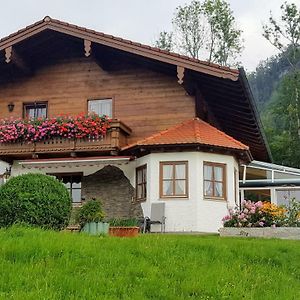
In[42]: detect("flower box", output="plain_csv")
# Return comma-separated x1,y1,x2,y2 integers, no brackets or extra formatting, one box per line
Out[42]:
81,222,109,235
219,227,300,240
109,226,140,237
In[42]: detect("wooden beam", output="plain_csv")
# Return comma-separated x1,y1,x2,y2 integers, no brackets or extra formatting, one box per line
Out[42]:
84,39,92,57
177,66,184,84
4,46,31,74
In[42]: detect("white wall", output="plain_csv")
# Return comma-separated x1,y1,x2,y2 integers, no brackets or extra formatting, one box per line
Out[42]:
11,151,238,233
0,160,9,175
136,152,238,233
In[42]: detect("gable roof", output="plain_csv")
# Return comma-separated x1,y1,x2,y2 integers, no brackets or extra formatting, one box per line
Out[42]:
0,16,271,162
122,118,251,159
0,16,238,80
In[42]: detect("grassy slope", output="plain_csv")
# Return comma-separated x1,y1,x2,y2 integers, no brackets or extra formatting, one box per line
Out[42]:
0,227,299,300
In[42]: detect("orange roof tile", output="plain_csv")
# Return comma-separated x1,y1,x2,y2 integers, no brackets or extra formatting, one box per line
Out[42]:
123,118,249,151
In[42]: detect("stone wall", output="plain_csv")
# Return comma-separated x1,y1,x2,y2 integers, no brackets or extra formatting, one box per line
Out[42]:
219,227,300,240
82,166,143,219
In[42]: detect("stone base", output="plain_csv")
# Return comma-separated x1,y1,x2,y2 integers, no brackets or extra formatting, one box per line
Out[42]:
219,227,300,240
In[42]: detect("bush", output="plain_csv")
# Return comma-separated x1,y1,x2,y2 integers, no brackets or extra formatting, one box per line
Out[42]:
108,218,139,227
0,173,72,230
75,199,105,227
223,200,286,228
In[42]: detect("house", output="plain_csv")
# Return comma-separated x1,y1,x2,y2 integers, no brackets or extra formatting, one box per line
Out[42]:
0,17,271,233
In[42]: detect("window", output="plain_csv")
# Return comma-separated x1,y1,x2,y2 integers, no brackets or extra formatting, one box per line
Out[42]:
160,161,188,198
204,162,226,200
24,102,47,119
88,99,113,118
136,165,147,201
50,173,82,204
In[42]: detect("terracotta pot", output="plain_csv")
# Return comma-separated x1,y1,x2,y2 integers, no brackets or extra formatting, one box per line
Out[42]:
109,226,139,237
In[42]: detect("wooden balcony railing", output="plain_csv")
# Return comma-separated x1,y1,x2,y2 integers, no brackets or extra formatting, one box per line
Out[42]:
0,120,131,158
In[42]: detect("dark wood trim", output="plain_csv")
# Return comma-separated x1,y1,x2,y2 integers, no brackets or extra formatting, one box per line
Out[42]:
135,164,147,202
159,161,188,199
203,161,227,201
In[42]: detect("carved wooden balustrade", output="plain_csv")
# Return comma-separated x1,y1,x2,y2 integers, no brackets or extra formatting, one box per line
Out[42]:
0,120,131,159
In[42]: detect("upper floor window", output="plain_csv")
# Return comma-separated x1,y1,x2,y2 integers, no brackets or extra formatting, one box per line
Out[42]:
88,99,113,118
24,102,47,119
136,165,147,201
204,162,226,200
160,161,188,198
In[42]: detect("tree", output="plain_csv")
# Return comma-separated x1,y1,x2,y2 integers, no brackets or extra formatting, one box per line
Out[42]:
154,31,173,52
154,0,243,67
263,2,300,137
262,71,300,167
203,0,243,66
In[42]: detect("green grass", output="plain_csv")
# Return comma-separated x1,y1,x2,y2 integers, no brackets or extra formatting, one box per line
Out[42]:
0,227,299,299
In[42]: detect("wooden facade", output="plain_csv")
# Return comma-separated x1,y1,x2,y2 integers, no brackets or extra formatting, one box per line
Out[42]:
0,17,271,162
0,57,195,145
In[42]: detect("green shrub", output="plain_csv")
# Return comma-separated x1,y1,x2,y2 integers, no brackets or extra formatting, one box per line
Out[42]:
0,173,72,230
108,218,139,227
75,199,105,227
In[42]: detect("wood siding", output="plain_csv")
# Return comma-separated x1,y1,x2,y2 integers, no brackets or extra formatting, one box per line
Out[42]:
0,57,196,144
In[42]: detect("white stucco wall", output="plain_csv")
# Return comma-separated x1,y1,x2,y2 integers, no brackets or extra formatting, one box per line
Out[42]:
11,151,239,233
136,152,238,233
0,160,9,175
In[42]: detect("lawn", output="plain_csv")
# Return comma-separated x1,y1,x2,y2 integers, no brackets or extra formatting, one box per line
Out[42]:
0,227,299,300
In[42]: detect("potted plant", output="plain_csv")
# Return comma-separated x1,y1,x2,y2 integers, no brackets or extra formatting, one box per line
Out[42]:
108,218,140,237
75,199,109,235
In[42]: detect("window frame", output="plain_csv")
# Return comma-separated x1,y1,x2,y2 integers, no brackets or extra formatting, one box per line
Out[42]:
159,161,189,199
23,101,48,119
47,172,83,204
203,161,227,200
136,164,147,202
87,98,114,118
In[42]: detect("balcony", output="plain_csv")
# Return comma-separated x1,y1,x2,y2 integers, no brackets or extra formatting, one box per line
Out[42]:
0,120,131,160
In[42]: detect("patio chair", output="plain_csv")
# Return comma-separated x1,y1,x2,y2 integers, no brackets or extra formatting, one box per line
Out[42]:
142,202,166,233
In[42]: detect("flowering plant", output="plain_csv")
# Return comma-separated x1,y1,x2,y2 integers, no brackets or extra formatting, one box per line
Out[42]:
222,200,286,228
0,113,111,143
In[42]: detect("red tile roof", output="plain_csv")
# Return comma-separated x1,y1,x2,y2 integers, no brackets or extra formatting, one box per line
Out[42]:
123,118,249,151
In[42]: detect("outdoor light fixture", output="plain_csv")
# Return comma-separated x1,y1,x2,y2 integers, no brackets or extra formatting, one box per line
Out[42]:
7,102,15,112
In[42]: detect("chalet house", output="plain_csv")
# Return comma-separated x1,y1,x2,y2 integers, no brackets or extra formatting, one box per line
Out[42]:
0,17,271,232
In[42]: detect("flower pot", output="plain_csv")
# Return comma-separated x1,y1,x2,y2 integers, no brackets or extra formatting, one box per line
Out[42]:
109,226,139,237
82,222,109,235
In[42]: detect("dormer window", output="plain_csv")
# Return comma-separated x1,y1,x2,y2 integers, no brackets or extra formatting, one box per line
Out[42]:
88,99,113,118
24,102,47,119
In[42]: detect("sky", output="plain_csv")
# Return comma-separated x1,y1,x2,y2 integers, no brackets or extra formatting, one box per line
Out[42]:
0,0,295,71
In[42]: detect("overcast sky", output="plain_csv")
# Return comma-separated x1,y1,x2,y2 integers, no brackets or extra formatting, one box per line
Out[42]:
0,0,295,71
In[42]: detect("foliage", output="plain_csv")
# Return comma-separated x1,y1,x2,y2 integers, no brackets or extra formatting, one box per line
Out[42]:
154,31,173,52
108,218,139,227
155,0,243,66
223,200,287,228
202,0,243,66
75,199,105,227
261,70,300,167
284,198,300,227
263,2,300,66
0,113,110,143
0,226,300,299
0,174,72,230
260,2,300,166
